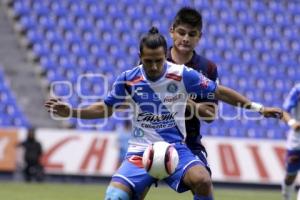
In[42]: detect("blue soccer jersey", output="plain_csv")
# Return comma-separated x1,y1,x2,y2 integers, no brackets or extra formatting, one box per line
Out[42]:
104,61,217,153
283,83,300,117
283,83,300,150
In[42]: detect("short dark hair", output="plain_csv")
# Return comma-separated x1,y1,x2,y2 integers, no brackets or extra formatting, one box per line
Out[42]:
139,26,167,55
172,7,203,31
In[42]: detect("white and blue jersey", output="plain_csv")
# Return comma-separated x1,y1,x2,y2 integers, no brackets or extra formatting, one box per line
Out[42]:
104,61,217,198
283,83,300,150
104,61,217,153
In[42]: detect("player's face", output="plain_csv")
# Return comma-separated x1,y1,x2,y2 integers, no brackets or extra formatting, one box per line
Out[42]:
140,46,166,80
170,24,201,54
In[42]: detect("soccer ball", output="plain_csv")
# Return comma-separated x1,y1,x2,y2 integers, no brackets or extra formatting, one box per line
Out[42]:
142,141,179,179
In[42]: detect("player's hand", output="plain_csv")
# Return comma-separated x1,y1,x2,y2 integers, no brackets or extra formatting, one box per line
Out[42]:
292,121,300,132
260,107,283,119
44,98,71,118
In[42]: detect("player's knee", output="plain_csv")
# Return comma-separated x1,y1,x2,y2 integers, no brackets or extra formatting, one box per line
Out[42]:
104,186,130,200
190,174,212,196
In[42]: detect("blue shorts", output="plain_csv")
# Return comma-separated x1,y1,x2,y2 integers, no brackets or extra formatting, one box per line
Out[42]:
190,148,211,176
111,143,203,199
286,150,300,175
186,137,211,175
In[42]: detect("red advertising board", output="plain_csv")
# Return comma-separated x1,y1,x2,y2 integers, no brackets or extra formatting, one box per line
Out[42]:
0,129,18,171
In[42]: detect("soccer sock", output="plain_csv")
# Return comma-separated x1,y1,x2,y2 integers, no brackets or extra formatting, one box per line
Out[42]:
194,195,213,200
282,181,293,200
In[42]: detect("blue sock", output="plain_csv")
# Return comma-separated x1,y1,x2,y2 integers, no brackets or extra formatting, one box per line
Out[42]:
105,186,130,200
194,195,213,200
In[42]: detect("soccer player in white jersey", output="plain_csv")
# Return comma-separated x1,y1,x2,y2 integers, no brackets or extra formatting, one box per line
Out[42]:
281,84,300,200
45,27,282,200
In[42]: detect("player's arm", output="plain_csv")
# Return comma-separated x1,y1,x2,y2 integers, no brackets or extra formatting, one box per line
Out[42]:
281,111,300,131
45,98,113,119
73,102,113,118
45,72,128,119
183,67,218,122
214,85,282,118
187,99,217,123
183,67,282,119
189,62,219,123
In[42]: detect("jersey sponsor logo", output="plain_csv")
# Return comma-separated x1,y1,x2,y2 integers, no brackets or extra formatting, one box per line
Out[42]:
140,122,176,129
165,73,182,81
163,94,182,103
167,83,178,93
137,112,177,129
137,112,177,122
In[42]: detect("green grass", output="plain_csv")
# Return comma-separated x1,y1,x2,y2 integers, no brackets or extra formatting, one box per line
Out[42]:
0,182,286,200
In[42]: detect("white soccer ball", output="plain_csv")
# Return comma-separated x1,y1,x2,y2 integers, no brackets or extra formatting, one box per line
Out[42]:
142,141,179,179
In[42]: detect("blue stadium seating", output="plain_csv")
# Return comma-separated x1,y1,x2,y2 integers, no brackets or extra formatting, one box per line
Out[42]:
0,67,30,127
9,0,298,137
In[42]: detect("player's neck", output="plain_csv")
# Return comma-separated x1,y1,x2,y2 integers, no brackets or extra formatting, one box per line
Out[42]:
171,47,193,65
144,63,167,82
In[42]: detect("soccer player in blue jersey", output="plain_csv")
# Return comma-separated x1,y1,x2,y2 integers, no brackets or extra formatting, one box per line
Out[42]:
45,27,282,200
281,84,300,200
168,7,218,199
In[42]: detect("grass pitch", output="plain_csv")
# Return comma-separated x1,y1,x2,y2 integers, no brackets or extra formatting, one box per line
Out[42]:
0,182,286,200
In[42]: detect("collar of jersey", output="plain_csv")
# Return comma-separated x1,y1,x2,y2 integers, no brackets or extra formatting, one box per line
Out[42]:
167,47,197,66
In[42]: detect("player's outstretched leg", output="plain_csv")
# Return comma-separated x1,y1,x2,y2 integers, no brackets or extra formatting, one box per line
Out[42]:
183,165,214,200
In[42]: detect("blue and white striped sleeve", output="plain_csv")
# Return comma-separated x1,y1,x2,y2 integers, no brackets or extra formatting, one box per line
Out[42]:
283,84,300,113
182,66,217,98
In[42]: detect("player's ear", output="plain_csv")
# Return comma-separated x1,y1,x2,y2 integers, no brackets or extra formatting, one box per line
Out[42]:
195,31,202,43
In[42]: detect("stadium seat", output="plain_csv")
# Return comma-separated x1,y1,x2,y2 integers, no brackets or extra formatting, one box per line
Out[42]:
12,0,31,17
0,67,29,127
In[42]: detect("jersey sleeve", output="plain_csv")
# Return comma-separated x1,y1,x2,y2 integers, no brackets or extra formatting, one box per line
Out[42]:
204,61,219,104
283,84,300,113
182,66,217,99
207,61,218,82
104,72,127,106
